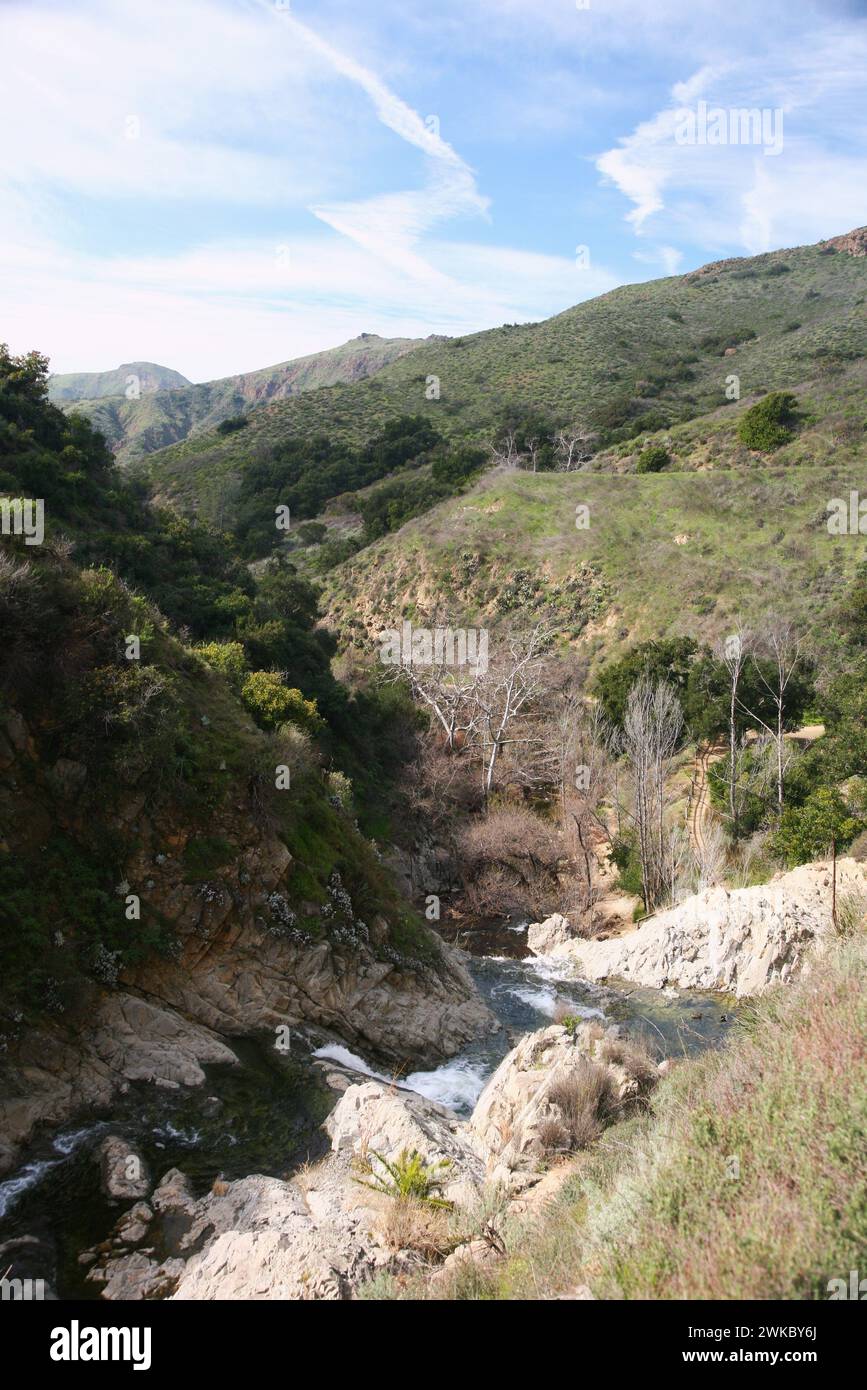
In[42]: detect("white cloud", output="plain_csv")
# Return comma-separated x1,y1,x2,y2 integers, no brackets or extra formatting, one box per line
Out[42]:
632,245,683,275
595,23,867,254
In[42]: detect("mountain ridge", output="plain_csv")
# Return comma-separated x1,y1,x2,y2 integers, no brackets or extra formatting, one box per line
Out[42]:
59,333,439,462
131,227,867,518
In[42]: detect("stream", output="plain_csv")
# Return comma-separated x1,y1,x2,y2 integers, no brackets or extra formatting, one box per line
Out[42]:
0,921,736,1298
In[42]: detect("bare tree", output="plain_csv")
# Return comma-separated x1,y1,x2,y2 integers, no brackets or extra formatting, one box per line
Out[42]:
488,431,521,470
743,622,804,814
524,435,542,473
718,627,749,838
395,659,485,753
553,425,598,472
475,625,550,800
622,678,684,911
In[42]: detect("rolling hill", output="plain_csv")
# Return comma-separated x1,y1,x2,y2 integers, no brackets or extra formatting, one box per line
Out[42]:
319,457,867,680
132,229,867,517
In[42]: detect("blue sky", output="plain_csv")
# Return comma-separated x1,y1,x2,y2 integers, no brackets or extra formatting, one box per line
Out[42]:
2,0,867,380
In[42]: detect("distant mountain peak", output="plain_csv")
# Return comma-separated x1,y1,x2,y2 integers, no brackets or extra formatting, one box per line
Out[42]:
48,361,190,405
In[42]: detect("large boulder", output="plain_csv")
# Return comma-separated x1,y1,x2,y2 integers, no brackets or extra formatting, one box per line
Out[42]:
89,993,238,1088
526,913,577,955
96,1135,150,1201
327,1079,485,1206
538,860,867,997
469,1023,655,1179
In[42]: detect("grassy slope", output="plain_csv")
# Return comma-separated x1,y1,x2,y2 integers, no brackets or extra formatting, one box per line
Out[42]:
322,458,867,674
494,929,867,1300
137,235,867,512
370,926,867,1301
68,334,432,465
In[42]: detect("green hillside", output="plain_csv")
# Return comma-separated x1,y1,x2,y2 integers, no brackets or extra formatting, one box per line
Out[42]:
135,230,867,516
0,346,437,1022
322,460,867,675
65,333,434,464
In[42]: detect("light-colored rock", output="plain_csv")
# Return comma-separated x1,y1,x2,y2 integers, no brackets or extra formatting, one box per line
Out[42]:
539,859,866,997
327,1079,485,1203
469,1022,654,1176
114,1202,153,1246
89,993,238,1087
526,913,576,955
97,1135,151,1200
170,1177,375,1301
92,1167,388,1302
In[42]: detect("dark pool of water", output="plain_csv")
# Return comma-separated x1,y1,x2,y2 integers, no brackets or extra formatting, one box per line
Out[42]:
0,1037,332,1299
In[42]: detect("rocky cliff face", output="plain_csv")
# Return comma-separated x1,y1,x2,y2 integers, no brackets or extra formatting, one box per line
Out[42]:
528,859,865,996
0,703,495,1177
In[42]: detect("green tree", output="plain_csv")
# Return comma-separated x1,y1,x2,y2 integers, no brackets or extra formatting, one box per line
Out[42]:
596,638,697,728
770,787,862,866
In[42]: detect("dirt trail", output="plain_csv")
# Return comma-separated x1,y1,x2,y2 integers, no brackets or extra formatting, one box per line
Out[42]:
687,744,724,856
688,726,825,855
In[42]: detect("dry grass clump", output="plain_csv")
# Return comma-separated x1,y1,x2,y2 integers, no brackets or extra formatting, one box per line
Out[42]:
597,1033,660,1091
377,1197,453,1261
545,1060,614,1152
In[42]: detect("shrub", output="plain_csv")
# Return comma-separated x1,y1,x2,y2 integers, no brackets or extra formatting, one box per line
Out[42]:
769,786,862,866
635,444,670,474
458,804,563,916
216,415,248,435
195,640,247,690
241,670,322,731
296,521,327,546
326,769,353,809
737,391,798,451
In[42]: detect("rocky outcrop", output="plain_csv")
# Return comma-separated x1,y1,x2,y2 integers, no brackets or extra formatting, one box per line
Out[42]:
124,932,491,1071
0,993,238,1176
821,226,867,257
470,1022,655,1178
88,1156,408,1300
526,913,577,955
533,860,866,997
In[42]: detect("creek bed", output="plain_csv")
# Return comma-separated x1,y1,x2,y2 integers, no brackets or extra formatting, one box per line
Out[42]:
0,922,736,1297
